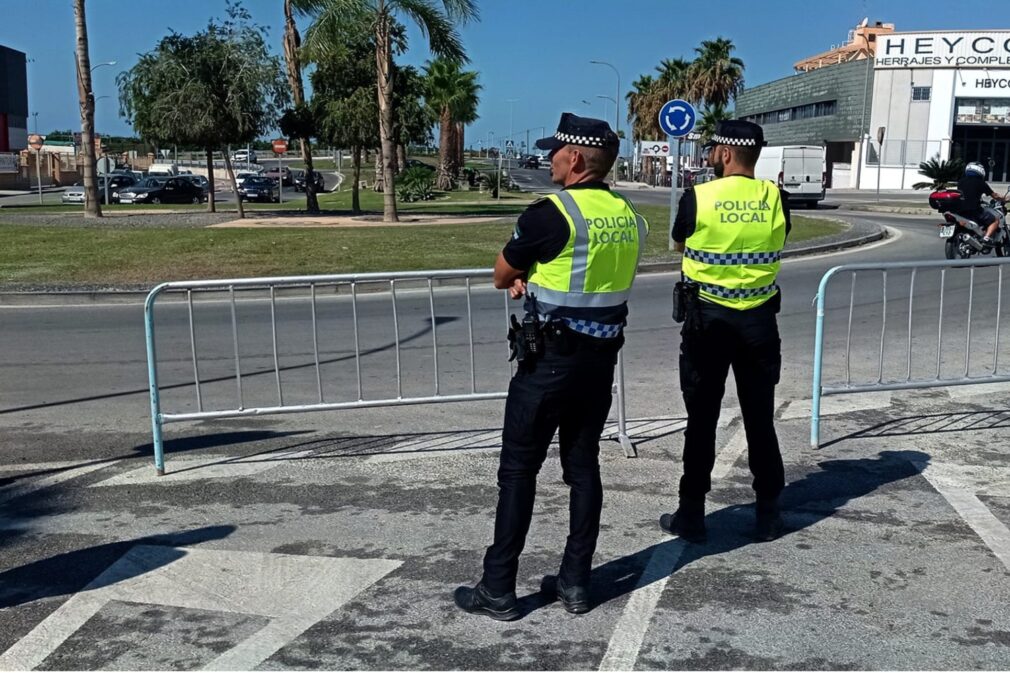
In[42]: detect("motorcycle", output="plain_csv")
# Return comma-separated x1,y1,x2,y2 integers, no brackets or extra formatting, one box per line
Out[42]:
930,187,1010,259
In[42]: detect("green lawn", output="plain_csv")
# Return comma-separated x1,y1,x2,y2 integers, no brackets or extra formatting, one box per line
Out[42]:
0,209,844,286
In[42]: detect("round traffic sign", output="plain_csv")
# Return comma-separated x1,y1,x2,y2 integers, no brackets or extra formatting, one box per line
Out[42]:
658,99,696,138
28,134,44,151
272,139,288,154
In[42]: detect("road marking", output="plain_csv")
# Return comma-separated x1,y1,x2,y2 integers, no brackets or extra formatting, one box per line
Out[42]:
946,382,1010,399
779,392,893,420
91,449,316,486
598,540,686,671
918,462,1010,572
0,460,118,502
0,545,400,671
597,421,742,671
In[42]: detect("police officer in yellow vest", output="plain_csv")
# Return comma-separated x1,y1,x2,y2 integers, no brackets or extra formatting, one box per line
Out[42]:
455,113,648,620
661,119,791,544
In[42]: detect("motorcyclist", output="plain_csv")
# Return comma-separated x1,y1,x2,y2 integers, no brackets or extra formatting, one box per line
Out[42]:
957,162,1007,251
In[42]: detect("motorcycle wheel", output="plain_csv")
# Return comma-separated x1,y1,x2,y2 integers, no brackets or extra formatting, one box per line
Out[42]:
997,243,1008,258
944,237,959,259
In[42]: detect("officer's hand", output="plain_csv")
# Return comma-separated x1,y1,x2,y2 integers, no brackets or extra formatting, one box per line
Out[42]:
509,278,526,300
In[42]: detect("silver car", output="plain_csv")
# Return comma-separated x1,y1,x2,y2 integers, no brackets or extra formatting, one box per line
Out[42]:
61,184,85,203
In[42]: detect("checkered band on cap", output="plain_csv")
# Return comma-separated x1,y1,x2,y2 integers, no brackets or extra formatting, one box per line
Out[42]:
710,133,758,147
554,131,606,147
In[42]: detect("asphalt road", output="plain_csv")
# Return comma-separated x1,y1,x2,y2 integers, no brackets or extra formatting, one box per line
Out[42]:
5,195,1010,668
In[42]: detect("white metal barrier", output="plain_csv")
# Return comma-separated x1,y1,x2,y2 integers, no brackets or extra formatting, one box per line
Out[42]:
145,270,636,475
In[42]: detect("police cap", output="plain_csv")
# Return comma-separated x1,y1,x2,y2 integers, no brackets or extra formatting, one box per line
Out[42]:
536,112,619,152
703,119,767,149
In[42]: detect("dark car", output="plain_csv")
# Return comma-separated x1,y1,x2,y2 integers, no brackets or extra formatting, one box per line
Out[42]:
180,174,211,195
519,155,539,169
259,165,293,186
404,159,436,172
238,176,280,203
294,169,325,192
118,176,206,204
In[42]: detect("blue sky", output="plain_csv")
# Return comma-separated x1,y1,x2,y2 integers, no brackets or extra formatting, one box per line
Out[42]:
2,0,1005,148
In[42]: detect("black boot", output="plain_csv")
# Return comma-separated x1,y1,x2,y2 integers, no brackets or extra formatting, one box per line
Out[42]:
659,500,707,543
453,582,520,621
754,500,784,542
540,575,590,614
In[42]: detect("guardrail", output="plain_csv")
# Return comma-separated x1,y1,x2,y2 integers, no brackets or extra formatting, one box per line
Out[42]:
145,270,635,475
811,257,1010,447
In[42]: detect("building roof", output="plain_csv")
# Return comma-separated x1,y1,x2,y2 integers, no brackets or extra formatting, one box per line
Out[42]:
794,21,895,73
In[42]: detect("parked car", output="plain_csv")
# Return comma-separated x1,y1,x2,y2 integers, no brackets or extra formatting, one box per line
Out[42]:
233,149,258,164
118,176,206,204
404,159,435,172
294,169,325,192
259,165,293,186
234,172,258,189
181,174,211,195
238,176,280,203
537,154,551,167
519,155,539,169
61,175,138,204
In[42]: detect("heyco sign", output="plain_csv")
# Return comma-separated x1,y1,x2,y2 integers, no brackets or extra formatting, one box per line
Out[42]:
875,31,1010,69
272,139,288,154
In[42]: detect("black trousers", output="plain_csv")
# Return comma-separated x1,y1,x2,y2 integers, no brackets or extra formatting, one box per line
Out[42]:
481,334,620,595
679,297,784,504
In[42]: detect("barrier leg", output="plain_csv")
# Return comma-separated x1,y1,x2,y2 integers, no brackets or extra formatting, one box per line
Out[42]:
616,351,636,458
145,289,167,476
811,290,827,449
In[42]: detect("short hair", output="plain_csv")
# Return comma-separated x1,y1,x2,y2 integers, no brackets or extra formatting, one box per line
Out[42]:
578,144,618,179
730,144,761,168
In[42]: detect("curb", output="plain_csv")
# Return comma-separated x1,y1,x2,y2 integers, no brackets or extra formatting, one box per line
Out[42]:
838,204,933,216
0,220,888,306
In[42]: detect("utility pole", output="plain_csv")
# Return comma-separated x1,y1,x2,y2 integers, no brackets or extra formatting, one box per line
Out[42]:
591,60,622,185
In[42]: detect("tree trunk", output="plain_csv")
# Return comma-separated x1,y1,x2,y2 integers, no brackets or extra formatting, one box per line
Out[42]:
283,0,319,213
396,144,407,174
222,150,244,219
374,156,382,192
351,145,362,214
457,122,465,173
436,107,454,190
73,0,101,218
375,9,398,221
205,148,216,212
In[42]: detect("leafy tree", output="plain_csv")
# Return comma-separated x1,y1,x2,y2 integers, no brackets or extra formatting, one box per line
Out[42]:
282,0,319,212
914,156,965,190
424,58,480,190
393,65,436,172
73,0,101,217
118,3,288,218
295,0,479,223
688,37,745,108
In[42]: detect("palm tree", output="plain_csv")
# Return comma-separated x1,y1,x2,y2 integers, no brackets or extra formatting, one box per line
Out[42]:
296,0,478,222
697,103,730,141
73,0,101,218
625,74,654,143
283,0,320,212
689,37,745,108
424,58,480,189
913,156,965,190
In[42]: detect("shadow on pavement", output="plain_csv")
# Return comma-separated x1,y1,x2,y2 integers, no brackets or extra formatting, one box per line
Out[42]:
524,450,930,617
0,525,235,610
820,410,1010,448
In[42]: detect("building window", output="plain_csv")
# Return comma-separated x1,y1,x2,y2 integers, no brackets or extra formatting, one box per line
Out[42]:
912,86,931,101
741,100,838,127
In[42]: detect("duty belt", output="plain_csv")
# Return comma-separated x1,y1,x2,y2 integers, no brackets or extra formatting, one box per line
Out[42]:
538,314,622,339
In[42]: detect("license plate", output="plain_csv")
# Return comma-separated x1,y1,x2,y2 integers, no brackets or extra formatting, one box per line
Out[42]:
120,199,133,204
939,225,955,238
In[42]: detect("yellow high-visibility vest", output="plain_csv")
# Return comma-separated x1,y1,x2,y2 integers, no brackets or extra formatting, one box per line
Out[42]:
526,188,648,324
682,176,787,310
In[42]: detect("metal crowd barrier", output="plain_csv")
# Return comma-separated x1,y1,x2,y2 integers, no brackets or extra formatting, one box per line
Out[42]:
145,270,635,475
811,258,1010,448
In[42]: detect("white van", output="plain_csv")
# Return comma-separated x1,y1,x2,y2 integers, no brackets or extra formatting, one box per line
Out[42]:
147,163,179,177
755,145,825,208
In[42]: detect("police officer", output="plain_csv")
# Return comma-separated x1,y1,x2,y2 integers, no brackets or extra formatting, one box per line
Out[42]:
454,113,648,620
661,119,791,544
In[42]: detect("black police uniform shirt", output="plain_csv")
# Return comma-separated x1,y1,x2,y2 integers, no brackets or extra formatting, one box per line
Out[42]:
956,174,995,219
672,178,792,243
502,181,629,324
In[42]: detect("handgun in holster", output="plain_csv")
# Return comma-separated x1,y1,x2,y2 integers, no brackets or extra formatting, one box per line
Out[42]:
673,280,702,333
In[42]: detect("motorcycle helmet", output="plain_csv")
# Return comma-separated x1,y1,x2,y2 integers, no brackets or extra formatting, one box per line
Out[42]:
965,162,986,177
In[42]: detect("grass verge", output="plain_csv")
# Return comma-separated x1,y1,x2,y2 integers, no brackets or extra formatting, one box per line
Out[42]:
0,207,844,286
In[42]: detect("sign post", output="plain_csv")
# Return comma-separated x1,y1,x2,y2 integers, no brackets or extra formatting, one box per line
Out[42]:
658,99,697,251
875,126,885,203
272,138,288,204
28,134,44,205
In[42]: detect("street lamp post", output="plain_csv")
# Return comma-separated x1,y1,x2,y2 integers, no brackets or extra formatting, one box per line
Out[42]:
590,60,621,185
506,99,519,166
31,112,38,135
90,60,117,73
